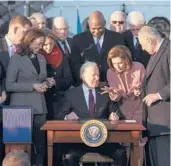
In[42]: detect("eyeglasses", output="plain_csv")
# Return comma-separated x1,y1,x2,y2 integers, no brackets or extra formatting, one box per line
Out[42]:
55,27,69,32
111,21,125,25
130,28,141,32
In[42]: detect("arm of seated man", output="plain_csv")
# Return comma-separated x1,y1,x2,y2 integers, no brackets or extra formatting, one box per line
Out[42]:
65,111,79,120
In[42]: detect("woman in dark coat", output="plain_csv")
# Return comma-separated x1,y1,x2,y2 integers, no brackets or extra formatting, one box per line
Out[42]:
41,33,73,120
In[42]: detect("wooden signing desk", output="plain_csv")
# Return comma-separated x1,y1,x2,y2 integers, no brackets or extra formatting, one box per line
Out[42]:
41,120,146,166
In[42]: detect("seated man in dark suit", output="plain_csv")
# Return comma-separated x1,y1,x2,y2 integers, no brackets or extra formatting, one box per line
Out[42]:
55,62,127,166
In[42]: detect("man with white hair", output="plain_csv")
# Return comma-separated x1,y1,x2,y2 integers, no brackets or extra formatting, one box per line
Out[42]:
30,12,46,30
110,11,127,33
30,12,52,34
2,150,30,166
52,17,72,56
138,26,170,166
55,61,127,166
123,11,150,68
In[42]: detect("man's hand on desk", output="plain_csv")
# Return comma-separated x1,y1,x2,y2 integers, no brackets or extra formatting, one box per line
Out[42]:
65,112,79,120
109,112,119,121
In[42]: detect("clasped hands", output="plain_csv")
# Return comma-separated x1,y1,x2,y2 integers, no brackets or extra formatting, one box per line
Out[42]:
33,77,55,93
65,111,119,121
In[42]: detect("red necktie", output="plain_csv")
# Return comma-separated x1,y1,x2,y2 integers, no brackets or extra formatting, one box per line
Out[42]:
89,89,95,118
62,41,69,56
12,44,21,55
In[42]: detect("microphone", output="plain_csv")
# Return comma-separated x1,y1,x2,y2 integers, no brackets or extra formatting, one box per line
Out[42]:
80,43,96,57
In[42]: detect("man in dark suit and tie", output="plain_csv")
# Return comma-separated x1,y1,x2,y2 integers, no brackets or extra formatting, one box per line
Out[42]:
0,15,31,164
123,11,150,68
138,26,170,166
55,61,127,166
52,16,73,57
70,10,125,86
0,15,32,97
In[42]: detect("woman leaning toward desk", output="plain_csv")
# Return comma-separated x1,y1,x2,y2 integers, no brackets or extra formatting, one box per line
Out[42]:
5,29,54,166
102,45,145,123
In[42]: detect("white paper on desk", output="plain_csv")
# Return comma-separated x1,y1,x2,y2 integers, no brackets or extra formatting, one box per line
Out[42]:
125,120,137,123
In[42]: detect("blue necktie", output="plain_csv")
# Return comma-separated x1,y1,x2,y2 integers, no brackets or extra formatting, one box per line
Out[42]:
135,37,140,49
96,39,101,54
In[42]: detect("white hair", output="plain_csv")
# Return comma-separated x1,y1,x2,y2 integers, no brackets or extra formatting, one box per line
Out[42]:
110,11,127,21
30,12,46,21
80,62,98,79
53,16,69,28
138,26,161,40
2,150,30,166
127,11,145,26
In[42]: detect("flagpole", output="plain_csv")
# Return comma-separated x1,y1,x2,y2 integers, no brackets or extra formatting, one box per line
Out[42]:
59,6,63,16
76,5,82,34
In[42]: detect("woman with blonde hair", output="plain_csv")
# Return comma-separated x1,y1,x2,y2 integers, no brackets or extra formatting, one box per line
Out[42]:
102,45,145,122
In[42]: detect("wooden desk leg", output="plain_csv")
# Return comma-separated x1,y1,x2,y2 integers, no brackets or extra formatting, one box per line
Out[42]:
131,131,141,166
47,131,54,166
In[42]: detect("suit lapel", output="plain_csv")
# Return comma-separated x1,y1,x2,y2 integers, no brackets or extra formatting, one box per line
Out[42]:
21,55,38,75
77,85,90,116
1,37,8,52
37,55,45,76
100,29,108,55
86,31,99,55
146,39,169,79
94,88,104,117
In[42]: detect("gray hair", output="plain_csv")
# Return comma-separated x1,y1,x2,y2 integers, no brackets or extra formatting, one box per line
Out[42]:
2,150,30,166
30,12,46,22
53,16,69,28
80,62,98,79
110,11,127,22
138,26,161,40
127,11,145,26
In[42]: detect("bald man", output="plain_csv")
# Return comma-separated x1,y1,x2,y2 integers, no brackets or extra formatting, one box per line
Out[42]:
70,11,125,86
123,11,150,68
138,26,170,166
53,17,72,56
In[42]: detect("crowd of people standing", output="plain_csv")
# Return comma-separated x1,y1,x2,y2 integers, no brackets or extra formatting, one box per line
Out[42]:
0,9,169,166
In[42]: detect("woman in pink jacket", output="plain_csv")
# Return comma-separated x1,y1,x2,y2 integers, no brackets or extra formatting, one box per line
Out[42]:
102,45,145,122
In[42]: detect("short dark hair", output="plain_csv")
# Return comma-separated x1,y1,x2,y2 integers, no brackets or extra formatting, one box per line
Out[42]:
21,29,45,56
107,45,133,71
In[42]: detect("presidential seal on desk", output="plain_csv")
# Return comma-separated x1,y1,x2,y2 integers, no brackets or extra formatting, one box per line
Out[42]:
80,120,108,147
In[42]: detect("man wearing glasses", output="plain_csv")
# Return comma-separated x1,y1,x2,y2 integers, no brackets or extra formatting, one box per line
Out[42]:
110,11,127,33
123,11,150,68
52,17,72,57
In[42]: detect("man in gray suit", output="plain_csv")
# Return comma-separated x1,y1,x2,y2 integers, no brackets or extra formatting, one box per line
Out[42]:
0,15,31,163
138,26,170,166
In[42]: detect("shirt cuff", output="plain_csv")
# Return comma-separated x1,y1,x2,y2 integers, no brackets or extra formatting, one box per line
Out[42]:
64,115,67,120
157,93,162,100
